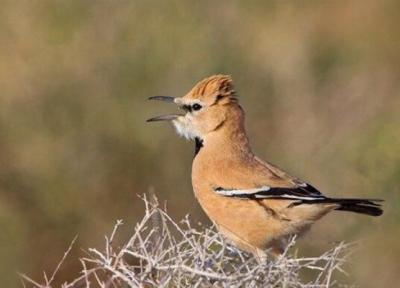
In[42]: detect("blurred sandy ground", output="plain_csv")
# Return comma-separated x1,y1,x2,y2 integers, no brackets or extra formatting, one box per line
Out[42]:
0,0,399,286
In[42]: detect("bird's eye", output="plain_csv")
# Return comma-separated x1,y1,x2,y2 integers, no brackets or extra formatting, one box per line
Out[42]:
192,103,202,111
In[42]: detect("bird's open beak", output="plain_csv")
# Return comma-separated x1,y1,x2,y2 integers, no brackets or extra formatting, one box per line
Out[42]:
147,114,182,122
146,96,184,122
148,96,176,102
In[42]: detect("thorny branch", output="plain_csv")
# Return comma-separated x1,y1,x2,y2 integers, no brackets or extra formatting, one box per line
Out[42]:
21,194,353,288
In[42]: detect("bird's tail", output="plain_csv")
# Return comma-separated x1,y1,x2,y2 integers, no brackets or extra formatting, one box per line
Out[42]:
333,198,383,216
297,198,384,216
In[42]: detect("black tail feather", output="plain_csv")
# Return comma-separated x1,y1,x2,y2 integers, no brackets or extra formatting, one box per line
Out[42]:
335,203,383,216
294,198,384,217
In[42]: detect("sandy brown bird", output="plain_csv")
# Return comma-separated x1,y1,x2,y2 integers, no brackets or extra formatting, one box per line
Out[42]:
147,75,383,258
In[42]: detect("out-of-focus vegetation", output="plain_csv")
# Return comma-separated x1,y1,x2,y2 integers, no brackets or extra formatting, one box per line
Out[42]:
0,1,399,287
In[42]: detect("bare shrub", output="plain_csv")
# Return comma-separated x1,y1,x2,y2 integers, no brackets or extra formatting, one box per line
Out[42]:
21,195,352,288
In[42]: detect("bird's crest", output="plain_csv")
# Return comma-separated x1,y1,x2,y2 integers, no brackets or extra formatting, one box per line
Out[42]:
187,75,237,103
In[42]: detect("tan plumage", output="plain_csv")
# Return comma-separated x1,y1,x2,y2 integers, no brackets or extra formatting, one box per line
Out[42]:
148,75,383,258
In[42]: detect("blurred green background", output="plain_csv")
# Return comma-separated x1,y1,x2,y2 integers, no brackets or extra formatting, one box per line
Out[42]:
1,0,399,286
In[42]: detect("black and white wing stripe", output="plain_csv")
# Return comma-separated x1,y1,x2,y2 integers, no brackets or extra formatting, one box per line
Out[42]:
214,183,326,201
214,183,384,216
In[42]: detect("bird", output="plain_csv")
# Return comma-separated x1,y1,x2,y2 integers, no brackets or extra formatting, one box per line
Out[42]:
147,75,383,259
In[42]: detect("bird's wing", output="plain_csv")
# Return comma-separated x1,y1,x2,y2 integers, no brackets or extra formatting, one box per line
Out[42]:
214,183,325,201
214,155,326,201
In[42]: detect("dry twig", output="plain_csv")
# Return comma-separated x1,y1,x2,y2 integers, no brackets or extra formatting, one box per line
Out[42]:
22,194,352,288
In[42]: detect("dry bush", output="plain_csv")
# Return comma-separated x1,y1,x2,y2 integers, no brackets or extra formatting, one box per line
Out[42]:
21,195,352,288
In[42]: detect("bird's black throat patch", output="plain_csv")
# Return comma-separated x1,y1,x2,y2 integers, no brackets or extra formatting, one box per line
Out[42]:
194,137,203,157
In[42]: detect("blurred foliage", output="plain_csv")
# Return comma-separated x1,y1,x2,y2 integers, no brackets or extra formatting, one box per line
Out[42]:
0,0,399,287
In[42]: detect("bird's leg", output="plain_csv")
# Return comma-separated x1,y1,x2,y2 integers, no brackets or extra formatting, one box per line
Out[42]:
254,248,268,264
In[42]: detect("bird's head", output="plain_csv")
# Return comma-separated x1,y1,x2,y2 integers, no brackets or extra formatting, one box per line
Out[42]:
147,75,243,141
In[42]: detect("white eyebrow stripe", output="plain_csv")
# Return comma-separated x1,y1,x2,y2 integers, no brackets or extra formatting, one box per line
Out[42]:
181,99,205,105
